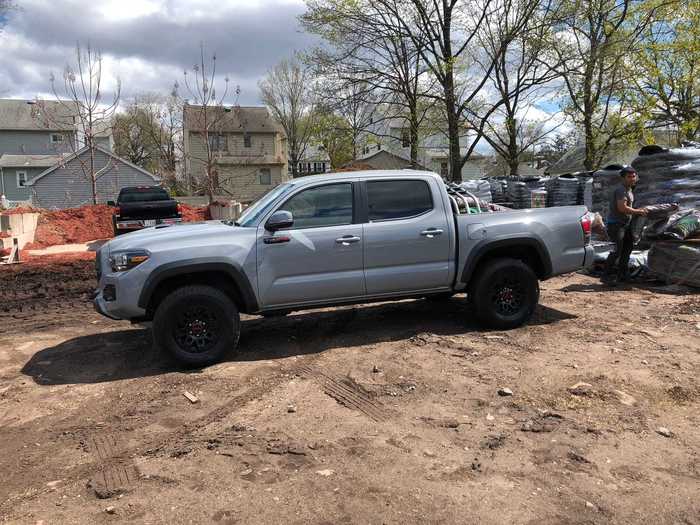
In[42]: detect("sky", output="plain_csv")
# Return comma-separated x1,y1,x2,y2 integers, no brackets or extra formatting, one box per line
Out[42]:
0,0,316,105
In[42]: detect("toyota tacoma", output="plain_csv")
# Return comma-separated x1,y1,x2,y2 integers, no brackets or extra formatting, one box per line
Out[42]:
95,170,594,366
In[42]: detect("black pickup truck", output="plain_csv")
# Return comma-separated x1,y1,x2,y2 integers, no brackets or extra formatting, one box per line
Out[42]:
109,186,182,236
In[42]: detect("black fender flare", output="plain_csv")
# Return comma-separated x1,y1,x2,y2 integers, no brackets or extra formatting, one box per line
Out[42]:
460,237,552,284
137,258,259,313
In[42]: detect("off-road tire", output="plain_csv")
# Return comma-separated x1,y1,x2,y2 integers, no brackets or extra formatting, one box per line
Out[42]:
153,285,240,367
469,258,539,329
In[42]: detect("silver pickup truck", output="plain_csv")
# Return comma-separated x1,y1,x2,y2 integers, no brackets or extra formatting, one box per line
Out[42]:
95,170,594,365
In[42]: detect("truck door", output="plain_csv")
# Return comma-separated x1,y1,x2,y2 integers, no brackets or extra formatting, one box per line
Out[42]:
257,181,366,308
362,178,451,295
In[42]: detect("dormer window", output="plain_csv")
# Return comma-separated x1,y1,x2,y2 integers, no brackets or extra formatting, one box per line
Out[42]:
17,171,28,187
51,133,64,144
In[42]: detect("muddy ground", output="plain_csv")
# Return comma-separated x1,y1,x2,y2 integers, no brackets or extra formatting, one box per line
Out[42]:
0,260,699,524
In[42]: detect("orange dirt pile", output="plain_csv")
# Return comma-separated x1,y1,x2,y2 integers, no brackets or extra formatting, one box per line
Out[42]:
179,203,210,222
25,205,115,249
20,203,210,250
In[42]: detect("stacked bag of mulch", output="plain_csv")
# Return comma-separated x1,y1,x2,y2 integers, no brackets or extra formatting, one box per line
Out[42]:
486,178,508,204
546,174,580,207
507,177,547,209
631,144,700,209
647,243,700,288
590,164,625,216
459,180,493,203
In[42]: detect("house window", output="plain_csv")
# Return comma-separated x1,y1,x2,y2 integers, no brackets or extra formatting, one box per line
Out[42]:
51,133,64,144
401,129,410,148
259,168,271,185
244,133,252,148
440,162,448,177
208,134,227,152
16,171,28,187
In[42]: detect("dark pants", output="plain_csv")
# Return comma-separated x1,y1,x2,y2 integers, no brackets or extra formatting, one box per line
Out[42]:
604,223,634,280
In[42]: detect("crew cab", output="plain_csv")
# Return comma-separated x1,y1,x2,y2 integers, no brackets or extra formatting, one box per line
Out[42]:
95,170,594,366
109,186,182,235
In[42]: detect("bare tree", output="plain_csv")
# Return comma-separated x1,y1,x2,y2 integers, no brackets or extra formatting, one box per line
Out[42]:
552,0,661,170
259,59,317,178
41,42,121,204
474,0,564,176
302,0,435,168
372,0,540,181
182,43,234,202
114,91,183,191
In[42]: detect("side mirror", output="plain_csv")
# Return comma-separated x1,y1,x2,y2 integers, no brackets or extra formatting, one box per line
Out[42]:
265,210,294,231
107,200,116,206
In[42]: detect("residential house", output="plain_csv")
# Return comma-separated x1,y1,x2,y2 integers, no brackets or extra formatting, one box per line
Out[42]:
348,149,428,171
362,117,486,180
289,144,331,176
0,99,114,204
183,104,288,202
27,145,159,209
0,154,66,202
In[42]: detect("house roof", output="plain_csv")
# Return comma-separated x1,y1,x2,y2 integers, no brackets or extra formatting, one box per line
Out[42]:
0,99,77,131
0,154,66,168
297,144,331,162
183,104,285,135
27,145,159,186
354,148,429,170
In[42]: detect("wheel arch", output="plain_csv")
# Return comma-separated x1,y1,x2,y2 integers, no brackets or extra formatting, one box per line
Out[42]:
138,260,259,317
461,237,552,285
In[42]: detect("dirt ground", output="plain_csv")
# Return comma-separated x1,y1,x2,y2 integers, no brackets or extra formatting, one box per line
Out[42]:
1,261,699,525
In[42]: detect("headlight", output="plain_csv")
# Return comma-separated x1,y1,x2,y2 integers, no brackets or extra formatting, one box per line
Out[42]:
109,250,150,272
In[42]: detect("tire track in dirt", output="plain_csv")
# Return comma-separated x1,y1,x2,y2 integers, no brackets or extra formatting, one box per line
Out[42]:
0,306,362,518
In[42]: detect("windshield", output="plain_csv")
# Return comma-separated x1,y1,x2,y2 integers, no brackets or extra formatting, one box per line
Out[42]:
237,183,295,227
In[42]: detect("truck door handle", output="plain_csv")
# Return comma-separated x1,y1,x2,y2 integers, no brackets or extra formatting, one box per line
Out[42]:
420,228,444,238
335,235,361,245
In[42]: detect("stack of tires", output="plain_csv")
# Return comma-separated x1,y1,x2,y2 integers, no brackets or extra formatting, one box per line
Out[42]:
507,178,547,209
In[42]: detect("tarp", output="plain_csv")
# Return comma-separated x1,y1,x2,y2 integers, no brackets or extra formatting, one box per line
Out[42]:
647,242,700,288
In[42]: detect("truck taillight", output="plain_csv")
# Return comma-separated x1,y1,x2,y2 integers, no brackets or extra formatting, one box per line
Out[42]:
177,203,182,214
115,206,121,216
580,214,592,241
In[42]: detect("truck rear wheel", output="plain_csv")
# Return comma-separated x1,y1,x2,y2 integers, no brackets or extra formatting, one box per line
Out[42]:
469,258,539,329
153,285,240,367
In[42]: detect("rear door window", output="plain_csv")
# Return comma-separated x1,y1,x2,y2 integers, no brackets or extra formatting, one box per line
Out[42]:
281,183,353,229
367,180,433,221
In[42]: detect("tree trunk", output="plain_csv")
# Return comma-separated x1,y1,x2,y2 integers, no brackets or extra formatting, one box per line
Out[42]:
409,101,419,169
506,117,519,177
89,144,97,204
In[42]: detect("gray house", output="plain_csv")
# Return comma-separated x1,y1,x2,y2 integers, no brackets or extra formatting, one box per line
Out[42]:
0,154,66,202
0,99,77,156
27,145,159,209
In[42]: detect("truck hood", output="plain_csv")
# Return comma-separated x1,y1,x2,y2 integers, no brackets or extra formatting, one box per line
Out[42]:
105,220,247,254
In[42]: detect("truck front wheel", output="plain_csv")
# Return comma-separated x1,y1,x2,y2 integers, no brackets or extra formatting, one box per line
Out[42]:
153,285,241,367
469,258,539,329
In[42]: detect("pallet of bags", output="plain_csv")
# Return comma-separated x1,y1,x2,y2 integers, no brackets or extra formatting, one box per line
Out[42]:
631,145,700,209
546,174,580,207
459,180,493,203
647,242,700,288
507,177,547,209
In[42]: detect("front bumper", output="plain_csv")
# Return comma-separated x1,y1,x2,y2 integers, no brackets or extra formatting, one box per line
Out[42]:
93,293,120,320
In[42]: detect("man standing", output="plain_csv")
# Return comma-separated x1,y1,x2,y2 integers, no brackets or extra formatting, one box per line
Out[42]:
602,166,648,285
